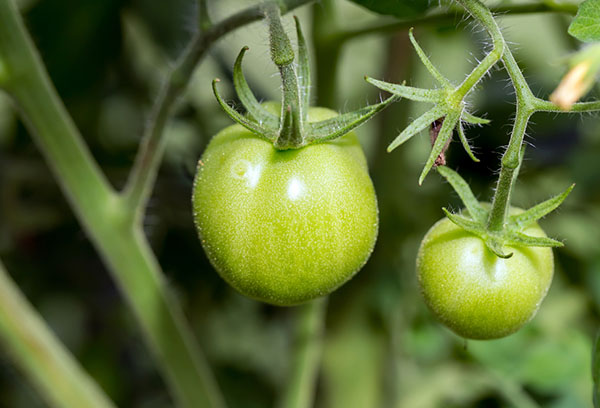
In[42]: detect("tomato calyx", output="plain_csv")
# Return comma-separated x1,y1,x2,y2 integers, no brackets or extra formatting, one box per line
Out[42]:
437,166,574,258
212,6,397,150
366,28,491,185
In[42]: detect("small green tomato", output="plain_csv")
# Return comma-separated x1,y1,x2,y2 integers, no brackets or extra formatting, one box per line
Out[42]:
192,106,378,306
416,213,554,340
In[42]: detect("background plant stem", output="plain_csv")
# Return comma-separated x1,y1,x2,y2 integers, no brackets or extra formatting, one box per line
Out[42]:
279,298,328,408
0,1,224,407
0,260,116,408
331,2,578,44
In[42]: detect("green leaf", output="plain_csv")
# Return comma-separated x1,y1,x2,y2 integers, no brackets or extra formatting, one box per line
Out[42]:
457,121,479,163
462,111,490,125
408,28,451,87
232,47,279,128
347,0,431,19
306,95,398,144
442,208,484,236
569,0,600,42
419,109,459,185
437,166,486,223
484,237,513,259
365,77,442,102
506,232,564,248
212,79,277,141
387,106,444,152
508,184,575,230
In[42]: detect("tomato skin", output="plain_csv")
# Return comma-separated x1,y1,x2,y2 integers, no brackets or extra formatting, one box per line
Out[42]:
192,106,378,306
416,215,554,340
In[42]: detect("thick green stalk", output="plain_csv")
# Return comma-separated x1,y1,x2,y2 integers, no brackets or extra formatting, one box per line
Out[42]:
487,109,531,231
455,0,535,233
279,298,328,408
0,1,224,407
453,0,504,100
0,260,116,408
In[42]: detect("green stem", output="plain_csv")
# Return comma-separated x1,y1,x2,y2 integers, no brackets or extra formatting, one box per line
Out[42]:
198,0,211,32
453,0,540,233
279,298,328,408
487,109,531,231
0,1,224,407
265,3,304,149
0,259,116,408
331,2,578,44
453,0,504,100
123,0,316,214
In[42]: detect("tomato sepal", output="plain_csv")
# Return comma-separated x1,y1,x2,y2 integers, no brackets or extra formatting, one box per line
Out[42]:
437,166,573,258
366,28,492,184
213,7,396,150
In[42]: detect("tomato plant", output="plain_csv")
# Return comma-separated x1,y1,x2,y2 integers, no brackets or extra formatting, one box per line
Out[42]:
3,0,600,407
417,214,554,340
192,105,378,305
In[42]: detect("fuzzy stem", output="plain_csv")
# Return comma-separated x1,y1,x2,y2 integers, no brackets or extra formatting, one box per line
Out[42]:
487,110,531,231
453,0,538,234
279,298,327,408
265,3,304,149
452,0,504,100
331,2,578,44
0,260,116,408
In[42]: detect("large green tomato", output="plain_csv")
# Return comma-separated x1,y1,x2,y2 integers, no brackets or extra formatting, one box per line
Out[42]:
416,213,554,340
192,106,378,306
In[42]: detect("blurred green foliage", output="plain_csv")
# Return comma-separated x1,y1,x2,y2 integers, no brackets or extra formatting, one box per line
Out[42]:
0,0,599,407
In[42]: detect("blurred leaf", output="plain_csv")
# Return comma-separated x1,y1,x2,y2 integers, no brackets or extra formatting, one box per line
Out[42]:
346,0,431,19
130,0,196,59
468,287,592,406
569,0,600,42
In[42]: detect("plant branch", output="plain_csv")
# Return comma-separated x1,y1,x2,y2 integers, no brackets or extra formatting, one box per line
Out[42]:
0,259,116,408
123,0,316,219
331,2,578,45
0,1,225,407
279,298,327,408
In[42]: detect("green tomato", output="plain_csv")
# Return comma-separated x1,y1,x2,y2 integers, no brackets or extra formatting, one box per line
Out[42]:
192,105,378,306
416,212,554,340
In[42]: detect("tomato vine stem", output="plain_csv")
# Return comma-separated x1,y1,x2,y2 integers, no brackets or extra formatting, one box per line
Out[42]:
0,259,117,408
329,1,578,45
279,298,328,408
455,0,600,245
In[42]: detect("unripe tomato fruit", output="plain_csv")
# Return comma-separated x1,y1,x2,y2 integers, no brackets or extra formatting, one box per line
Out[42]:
416,212,553,340
192,105,378,306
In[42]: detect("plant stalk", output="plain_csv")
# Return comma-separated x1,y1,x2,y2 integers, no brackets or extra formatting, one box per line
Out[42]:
0,1,224,407
331,1,578,44
279,298,328,408
0,260,116,408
